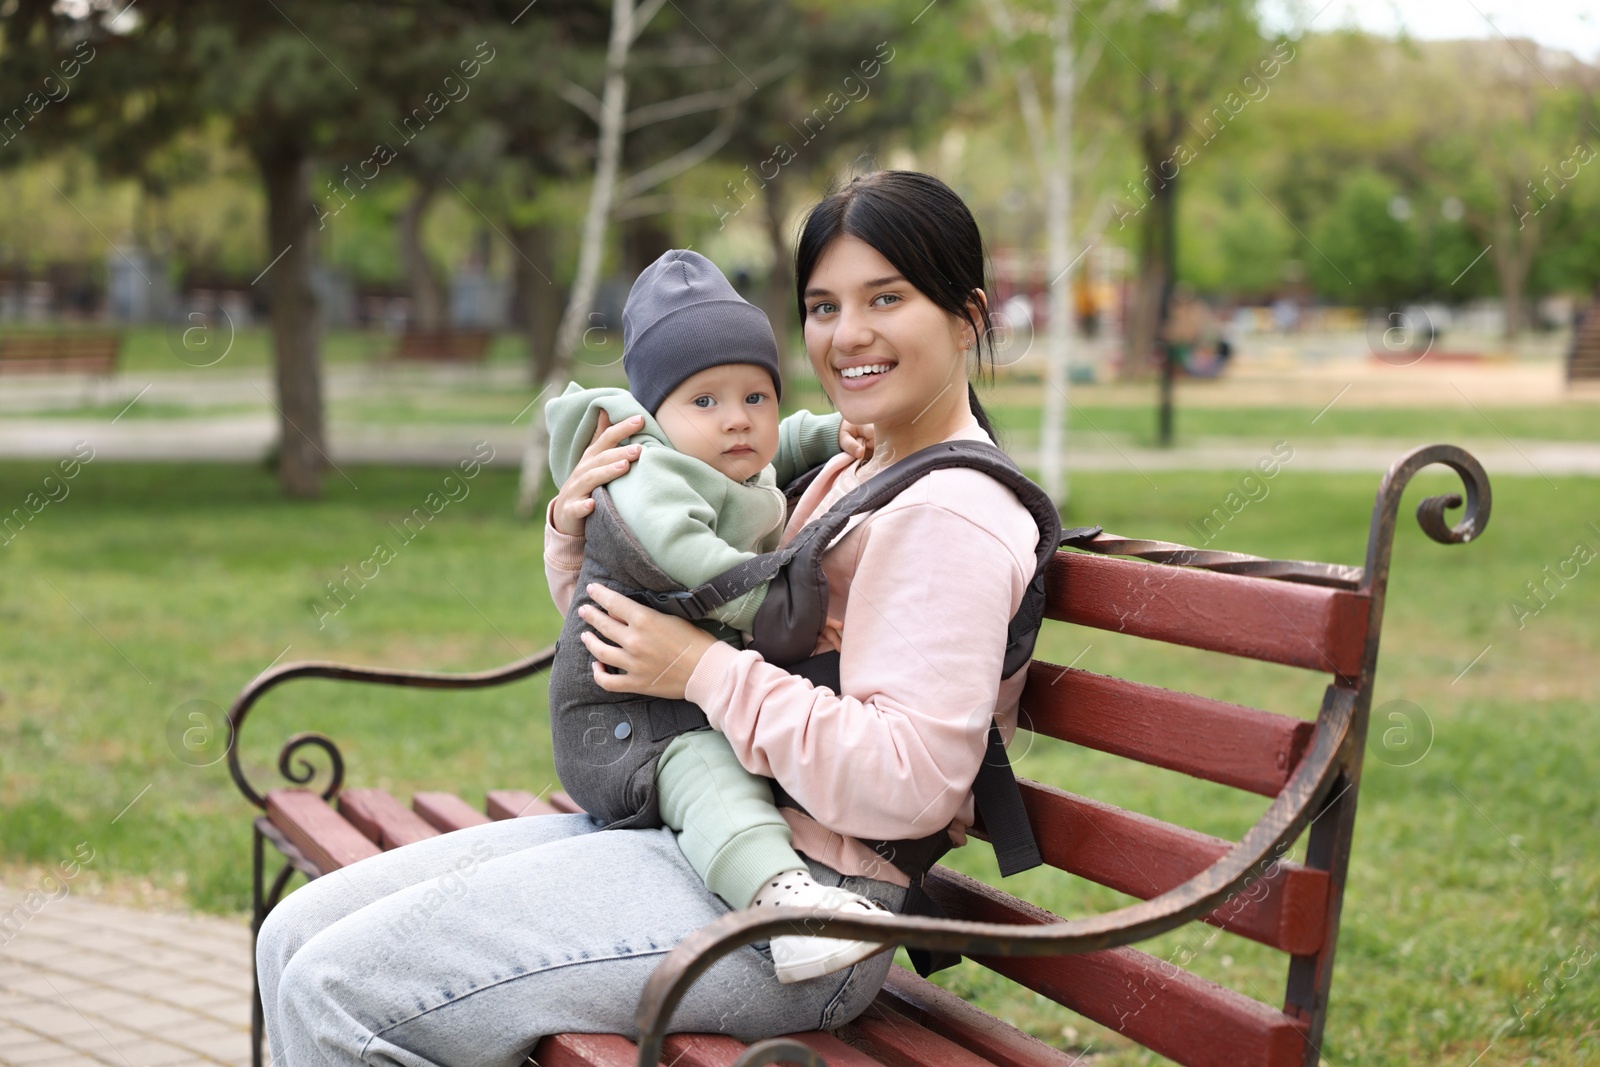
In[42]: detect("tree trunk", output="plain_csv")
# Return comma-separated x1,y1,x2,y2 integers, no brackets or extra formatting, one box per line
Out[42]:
1039,0,1073,503
516,0,638,519
511,220,564,385
259,146,327,499
1155,147,1178,448
761,178,801,390
622,216,675,279
1491,196,1538,344
400,180,448,330
1125,197,1169,381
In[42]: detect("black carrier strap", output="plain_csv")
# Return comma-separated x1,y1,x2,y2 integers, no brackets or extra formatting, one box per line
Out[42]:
640,441,1060,891
641,440,1061,675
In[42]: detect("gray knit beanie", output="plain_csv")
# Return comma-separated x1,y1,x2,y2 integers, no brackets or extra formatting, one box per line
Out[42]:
622,249,782,414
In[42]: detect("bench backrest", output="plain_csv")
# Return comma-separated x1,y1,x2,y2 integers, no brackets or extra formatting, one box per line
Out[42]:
926,445,1490,1067
0,333,120,373
394,329,493,362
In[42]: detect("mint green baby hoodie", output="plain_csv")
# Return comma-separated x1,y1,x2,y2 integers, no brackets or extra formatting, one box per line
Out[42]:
545,383,842,632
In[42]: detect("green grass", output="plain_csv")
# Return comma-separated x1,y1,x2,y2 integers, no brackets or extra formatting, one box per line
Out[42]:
983,402,1600,447
1,460,1595,1064
791,381,1600,447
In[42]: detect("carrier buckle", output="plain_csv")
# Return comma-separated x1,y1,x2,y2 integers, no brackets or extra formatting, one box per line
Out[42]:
632,588,712,621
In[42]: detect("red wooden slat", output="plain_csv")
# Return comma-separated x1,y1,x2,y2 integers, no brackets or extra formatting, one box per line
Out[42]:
923,869,1309,1067
1020,665,1315,797
413,791,492,832
659,1033,887,1067
337,788,440,850
836,1002,1001,1067
1015,780,1328,954
877,966,1090,1067
1048,553,1369,676
549,791,584,815
265,789,381,875
486,789,563,820
533,1033,662,1067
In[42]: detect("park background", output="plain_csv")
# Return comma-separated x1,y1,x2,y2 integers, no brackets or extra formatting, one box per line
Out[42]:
1,0,1597,1064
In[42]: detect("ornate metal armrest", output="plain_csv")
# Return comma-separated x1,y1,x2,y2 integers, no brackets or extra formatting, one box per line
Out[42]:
632,684,1356,1066
226,646,556,809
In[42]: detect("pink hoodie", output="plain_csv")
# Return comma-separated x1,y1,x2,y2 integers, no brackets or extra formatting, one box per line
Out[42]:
544,421,1040,886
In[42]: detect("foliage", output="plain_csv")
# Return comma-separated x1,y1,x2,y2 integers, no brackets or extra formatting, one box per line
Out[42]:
1305,169,1421,307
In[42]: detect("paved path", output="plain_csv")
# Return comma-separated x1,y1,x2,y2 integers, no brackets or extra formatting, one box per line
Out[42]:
3,414,1598,478
0,884,252,1067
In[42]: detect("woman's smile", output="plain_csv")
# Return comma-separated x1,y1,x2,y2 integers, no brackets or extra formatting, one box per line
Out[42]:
834,361,896,389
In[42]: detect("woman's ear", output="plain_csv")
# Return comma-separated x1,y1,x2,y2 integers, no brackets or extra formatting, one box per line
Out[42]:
962,288,989,350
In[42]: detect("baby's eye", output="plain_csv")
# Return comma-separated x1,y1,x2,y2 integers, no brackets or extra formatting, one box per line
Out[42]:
692,396,715,409
745,392,769,405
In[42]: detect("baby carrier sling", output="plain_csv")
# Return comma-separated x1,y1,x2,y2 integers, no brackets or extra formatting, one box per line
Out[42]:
548,439,1062,903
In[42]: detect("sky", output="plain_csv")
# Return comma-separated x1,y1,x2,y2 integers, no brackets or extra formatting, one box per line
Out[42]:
1267,0,1600,63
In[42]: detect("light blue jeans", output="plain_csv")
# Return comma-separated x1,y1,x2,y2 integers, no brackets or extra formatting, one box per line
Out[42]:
256,813,906,1066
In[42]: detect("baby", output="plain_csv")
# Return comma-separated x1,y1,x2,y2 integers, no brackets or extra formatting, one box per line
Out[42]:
545,249,885,983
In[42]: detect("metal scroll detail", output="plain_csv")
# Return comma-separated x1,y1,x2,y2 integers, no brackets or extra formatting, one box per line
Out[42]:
1361,444,1491,598
226,648,557,810
276,732,345,802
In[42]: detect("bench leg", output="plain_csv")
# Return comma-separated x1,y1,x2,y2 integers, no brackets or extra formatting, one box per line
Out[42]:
1284,767,1361,1067
252,822,301,1067
252,824,267,1067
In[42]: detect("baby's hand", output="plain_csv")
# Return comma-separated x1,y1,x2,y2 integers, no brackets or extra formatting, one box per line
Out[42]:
839,419,875,463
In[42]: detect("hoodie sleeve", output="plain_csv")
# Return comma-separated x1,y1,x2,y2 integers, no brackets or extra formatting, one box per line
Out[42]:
543,383,659,486
773,410,843,488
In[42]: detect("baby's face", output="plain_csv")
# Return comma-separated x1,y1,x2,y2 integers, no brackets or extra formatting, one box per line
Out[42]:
653,363,780,483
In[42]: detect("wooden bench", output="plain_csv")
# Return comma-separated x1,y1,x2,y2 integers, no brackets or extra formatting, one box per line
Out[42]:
0,332,121,375
390,328,493,364
228,444,1490,1067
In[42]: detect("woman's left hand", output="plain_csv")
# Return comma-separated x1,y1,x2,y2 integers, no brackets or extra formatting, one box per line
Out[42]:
579,583,719,700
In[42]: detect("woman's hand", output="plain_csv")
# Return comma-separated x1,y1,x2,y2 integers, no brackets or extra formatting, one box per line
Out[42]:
579,583,719,700
550,411,645,537
839,418,875,463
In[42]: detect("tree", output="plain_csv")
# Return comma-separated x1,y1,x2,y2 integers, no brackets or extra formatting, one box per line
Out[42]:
977,0,1116,503
1417,42,1594,341
511,0,810,517
1305,169,1420,307
6,2,546,497
1090,0,1265,444
698,5,910,382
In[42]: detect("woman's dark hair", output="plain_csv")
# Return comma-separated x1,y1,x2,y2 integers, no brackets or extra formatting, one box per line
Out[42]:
794,170,998,440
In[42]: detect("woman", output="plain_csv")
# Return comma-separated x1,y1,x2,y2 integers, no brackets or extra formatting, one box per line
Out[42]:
256,171,1042,1066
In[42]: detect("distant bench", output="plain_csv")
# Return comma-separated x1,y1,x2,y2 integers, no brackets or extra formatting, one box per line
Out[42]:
390,329,493,364
0,333,121,375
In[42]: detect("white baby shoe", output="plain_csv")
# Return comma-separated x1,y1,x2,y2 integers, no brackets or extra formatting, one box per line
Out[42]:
752,869,891,984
